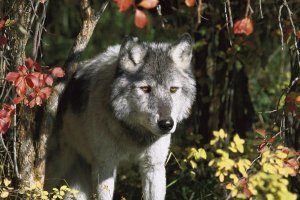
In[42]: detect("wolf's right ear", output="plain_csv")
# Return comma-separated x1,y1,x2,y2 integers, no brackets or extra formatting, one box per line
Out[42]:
170,33,193,70
118,37,147,73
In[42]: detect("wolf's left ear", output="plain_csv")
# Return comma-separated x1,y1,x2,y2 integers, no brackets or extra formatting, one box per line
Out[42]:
118,36,147,73
170,33,193,70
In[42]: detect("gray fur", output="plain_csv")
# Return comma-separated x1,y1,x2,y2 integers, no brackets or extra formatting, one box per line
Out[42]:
45,34,196,200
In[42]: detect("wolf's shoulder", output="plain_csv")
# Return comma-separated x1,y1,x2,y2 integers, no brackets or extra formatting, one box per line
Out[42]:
76,44,121,78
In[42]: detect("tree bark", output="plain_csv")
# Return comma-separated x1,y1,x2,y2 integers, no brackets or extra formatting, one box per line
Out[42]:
4,0,35,186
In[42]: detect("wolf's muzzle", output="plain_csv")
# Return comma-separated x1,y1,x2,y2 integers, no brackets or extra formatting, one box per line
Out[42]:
157,118,174,132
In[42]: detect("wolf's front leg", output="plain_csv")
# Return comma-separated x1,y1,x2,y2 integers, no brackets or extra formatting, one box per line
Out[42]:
92,164,117,200
139,135,171,200
140,163,166,200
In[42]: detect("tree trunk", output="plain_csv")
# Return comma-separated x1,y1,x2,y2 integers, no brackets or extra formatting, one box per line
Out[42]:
4,0,36,186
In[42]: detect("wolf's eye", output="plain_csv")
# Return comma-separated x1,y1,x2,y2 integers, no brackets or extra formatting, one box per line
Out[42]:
140,86,151,93
170,87,178,93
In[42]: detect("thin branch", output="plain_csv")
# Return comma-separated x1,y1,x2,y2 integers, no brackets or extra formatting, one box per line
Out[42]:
64,0,110,77
197,0,202,24
226,0,233,28
13,107,19,178
94,0,110,21
245,0,253,17
224,2,232,46
283,0,300,69
0,135,15,172
278,5,284,50
259,0,264,19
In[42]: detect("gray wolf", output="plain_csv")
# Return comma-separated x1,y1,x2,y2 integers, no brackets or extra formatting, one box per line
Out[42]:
45,34,196,200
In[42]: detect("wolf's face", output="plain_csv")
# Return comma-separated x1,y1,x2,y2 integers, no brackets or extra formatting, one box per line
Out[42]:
111,34,196,136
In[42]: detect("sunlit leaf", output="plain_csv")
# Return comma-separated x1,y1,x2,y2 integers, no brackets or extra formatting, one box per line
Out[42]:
0,191,9,198
185,0,196,7
233,17,253,36
139,0,159,9
49,67,65,77
4,178,11,186
114,0,133,12
134,9,148,29
255,128,266,137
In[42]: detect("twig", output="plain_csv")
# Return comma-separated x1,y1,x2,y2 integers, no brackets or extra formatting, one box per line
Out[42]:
32,1,49,60
245,0,253,17
0,135,15,172
64,0,110,77
224,1,232,46
13,107,19,178
94,0,110,21
259,0,264,19
278,5,285,50
197,0,202,24
226,0,233,27
283,0,300,69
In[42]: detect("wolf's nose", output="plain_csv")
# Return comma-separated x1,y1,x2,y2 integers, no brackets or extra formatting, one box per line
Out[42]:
158,118,174,131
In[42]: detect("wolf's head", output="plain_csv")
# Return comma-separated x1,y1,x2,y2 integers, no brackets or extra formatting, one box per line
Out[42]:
111,34,196,137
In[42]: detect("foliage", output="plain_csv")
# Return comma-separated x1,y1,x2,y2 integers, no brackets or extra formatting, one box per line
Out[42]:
0,179,78,199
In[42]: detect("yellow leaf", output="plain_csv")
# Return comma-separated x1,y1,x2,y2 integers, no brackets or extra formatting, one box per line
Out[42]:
276,151,287,159
216,149,229,158
263,163,277,174
3,178,11,187
0,191,9,198
266,193,275,200
233,134,245,145
189,160,198,169
60,185,69,191
228,142,237,153
208,160,215,166
210,138,219,145
219,173,225,182
229,174,239,184
196,148,207,160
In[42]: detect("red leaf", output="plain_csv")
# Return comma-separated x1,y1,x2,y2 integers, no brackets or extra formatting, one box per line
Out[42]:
49,67,65,78
0,104,15,134
0,119,10,133
40,87,52,99
15,78,27,97
25,57,34,69
17,65,28,75
185,0,196,7
3,104,15,116
135,9,148,29
33,62,42,71
243,186,252,198
233,17,253,36
5,72,20,82
267,137,275,144
26,74,40,88
0,35,7,46
26,58,42,71
45,75,53,86
13,96,25,105
238,178,247,187
139,0,159,9
255,128,266,137
114,0,133,12
0,20,5,29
